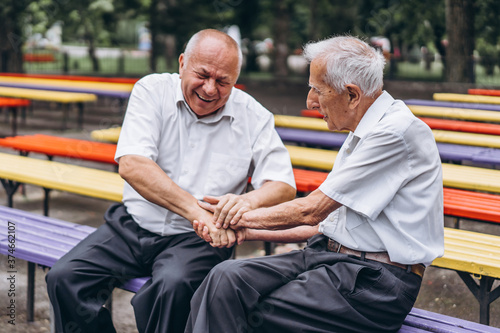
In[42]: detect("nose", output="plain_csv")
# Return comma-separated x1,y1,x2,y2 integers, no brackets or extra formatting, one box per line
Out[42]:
203,79,217,96
306,88,319,110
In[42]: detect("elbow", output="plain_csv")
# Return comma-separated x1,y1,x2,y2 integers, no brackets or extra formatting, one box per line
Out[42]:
284,185,297,201
118,155,139,183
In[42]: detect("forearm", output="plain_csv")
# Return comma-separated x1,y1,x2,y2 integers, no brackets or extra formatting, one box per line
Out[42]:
244,225,319,243
242,180,296,209
238,189,340,230
118,154,206,222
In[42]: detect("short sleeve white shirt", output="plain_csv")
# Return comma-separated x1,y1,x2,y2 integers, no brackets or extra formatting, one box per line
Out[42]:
318,91,444,266
115,73,295,236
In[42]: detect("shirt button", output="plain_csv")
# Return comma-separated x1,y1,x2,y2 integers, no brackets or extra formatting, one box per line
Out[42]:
182,168,188,174
329,216,335,222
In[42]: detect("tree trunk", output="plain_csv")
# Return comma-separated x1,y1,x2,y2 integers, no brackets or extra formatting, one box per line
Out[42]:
0,3,24,73
273,0,291,78
445,0,475,83
149,0,158,72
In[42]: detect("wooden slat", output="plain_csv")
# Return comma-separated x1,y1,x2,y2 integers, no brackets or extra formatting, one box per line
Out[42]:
408,105,500,123
0,152,123,202
0,86,97,103
434,93,500,105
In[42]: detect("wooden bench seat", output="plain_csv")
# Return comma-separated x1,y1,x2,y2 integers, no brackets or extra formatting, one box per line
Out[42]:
434,93,500,105
0,75,133,99
1,205,499,330
0,86,97,130
408,105,500,123
469,88,500,97
0,152,123,215
406,98,500,112
0,134,117,164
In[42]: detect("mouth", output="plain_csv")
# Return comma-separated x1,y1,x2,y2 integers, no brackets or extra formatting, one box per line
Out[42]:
196,92,215,103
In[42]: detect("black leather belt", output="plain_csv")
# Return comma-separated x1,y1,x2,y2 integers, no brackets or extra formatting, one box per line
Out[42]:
327,239,425,278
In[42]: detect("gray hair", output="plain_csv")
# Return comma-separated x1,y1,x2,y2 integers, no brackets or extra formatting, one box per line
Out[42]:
303,36,385,98
184,29,243,72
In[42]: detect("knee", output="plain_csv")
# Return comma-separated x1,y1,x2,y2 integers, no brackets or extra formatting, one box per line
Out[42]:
46,262,74,292
205,260,246,286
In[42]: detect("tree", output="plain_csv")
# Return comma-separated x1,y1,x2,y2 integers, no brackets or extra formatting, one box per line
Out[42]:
0,0,29,72
445,0,475,83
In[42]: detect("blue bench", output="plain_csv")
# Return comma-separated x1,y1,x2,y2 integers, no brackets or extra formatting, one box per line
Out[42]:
1,205,500,332
276,127,500,167
405,99,500,112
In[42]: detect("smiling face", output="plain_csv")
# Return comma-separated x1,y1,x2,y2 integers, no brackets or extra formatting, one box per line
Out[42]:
179,37,240,117
306,59,358,132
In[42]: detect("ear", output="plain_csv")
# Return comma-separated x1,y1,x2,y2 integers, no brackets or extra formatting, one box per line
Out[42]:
345,84,362,109
178,53,185,77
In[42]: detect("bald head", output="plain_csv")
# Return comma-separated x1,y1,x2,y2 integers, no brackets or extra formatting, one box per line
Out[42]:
184,29,243,74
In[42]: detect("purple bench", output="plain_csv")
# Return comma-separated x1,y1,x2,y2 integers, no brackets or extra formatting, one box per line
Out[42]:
276,127,500,166
0,205,148,323
405,99,500,112
1,205,499,332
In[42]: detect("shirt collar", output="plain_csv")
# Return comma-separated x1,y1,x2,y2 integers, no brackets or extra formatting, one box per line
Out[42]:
352,90,393,140
175,78,236,124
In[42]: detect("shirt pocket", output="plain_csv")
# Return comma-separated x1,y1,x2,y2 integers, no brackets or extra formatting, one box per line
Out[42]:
204,153,251,196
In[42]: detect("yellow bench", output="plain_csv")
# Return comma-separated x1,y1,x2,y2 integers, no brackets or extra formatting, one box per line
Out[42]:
0,76,134,93
0,86,97,130
0,152,123,215
408,105,500,123
434,93,500,105
433,227,500,325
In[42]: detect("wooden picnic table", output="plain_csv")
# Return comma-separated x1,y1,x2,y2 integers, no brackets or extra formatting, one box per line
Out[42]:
0,75,133,99
0,97,31,136
0,86,97,130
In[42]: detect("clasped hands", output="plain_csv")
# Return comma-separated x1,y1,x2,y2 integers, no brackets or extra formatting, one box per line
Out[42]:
193,194,250,248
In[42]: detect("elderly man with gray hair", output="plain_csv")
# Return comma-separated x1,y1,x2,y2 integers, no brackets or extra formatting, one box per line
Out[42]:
188,35,444,333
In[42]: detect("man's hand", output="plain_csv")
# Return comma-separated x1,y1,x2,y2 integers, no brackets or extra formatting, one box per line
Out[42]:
198,194,253,229
193,219,236,248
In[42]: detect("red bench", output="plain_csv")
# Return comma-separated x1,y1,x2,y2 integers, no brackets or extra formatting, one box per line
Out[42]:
0,97,31,136
23,54,55,62
0,134,117,165
468,89,500,97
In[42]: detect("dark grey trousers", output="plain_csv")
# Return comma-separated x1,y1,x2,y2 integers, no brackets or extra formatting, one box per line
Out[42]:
186,234,422,333
46,203,233,333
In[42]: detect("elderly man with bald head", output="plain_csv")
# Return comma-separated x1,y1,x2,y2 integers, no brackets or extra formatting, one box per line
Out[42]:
46,29,296,333
187,35,443,333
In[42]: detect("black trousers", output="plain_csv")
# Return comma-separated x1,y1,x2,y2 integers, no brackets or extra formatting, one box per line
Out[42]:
46,203,233,333
186,234,422,333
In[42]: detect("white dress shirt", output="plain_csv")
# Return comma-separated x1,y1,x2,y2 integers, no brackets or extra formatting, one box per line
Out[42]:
115,73,295,236
318,91,444,266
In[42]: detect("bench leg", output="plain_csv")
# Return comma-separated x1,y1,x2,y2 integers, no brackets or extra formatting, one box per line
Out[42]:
456,271,500,325
27,262,36,322
8,106,17,136
77,102,84,130
43,188,52,217
1,179,21,208
264,241,274,256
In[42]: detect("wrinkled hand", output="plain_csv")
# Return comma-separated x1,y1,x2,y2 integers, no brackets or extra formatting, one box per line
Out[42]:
193,219,236,248
198,194,253,229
